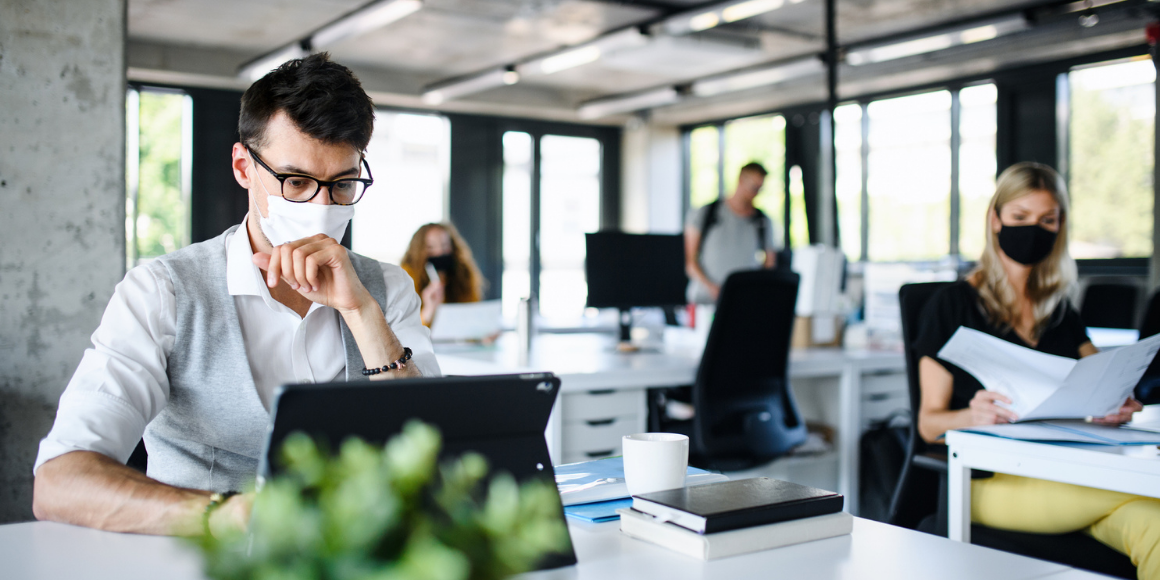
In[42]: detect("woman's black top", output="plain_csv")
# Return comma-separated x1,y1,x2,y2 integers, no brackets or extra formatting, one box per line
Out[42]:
914,280,1091,411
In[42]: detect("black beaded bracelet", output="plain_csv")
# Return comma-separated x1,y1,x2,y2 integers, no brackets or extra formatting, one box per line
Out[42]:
362,347,413,376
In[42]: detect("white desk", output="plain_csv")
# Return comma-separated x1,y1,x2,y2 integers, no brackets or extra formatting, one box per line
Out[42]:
436,330,906,516
946,430,1160,543
0,518,1108,580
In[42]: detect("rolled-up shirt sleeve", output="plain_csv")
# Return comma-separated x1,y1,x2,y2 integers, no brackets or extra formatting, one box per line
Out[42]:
380,262,441,378
34,261,175,474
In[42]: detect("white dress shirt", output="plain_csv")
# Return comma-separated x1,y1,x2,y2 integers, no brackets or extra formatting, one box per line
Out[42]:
34,220,439,474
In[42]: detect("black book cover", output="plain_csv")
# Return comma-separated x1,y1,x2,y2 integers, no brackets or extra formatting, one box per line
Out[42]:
633,477,844,534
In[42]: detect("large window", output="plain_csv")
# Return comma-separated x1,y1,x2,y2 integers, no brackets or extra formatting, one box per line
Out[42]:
867,90,952,262
687,114,788,247
351,111,449,264
834,103,864,261
835,84,997,263
958,84,999,260
501,132,604,323
126,87,192,268
1068,57,1155,259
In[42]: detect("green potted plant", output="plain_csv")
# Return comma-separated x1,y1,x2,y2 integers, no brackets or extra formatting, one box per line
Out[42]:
195,421,570,580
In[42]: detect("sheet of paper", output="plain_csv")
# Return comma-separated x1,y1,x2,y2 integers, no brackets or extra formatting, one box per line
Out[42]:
937,327,1076,418
1023,332,1160,421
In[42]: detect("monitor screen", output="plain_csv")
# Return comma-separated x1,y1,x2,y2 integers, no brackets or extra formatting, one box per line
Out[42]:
585,231,688,309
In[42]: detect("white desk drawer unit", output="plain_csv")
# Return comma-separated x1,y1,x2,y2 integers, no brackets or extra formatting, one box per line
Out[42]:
559,389,647,464
860,370,909,430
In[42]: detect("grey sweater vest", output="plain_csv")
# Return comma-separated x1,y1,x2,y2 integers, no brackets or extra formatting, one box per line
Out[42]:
144,225,388,492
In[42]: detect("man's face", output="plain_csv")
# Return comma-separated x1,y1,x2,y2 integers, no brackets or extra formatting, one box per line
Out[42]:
737,171,765,202
232,110,364,221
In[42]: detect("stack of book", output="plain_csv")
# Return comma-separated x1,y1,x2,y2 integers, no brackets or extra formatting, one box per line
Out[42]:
617,477,852,560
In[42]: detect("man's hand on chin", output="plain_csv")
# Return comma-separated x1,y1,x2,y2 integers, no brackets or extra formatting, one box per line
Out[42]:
251,233,375,315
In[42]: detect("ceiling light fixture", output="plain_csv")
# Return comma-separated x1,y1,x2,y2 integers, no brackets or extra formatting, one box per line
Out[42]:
312,0,423,48
659,0,794,36
691,56,823,97
421,67,519,106
237,0,422,81
846,14,1029,66
577,87,681,120
518,27,649,76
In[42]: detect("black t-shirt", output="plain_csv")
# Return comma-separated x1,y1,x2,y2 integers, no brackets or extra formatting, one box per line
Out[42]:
914,280,1091,411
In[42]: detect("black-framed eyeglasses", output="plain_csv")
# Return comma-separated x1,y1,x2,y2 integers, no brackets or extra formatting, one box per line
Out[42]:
247,147,373,205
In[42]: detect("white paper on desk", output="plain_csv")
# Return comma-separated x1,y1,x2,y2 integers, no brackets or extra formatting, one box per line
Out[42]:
937,327,1160,421
963,421,1160,445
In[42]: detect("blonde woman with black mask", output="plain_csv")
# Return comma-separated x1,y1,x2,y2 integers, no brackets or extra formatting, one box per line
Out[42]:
914,162,1157,579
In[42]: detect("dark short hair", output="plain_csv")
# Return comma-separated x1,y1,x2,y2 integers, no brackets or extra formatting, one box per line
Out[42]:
239,52,374,153
740,162,768,177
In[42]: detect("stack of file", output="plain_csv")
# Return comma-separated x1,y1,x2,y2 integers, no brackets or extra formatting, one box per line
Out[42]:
617,477,852,560
556,456,730,523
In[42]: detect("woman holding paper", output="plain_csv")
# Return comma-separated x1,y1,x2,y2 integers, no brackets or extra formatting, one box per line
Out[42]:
400,223,485,327
914,162,1157,579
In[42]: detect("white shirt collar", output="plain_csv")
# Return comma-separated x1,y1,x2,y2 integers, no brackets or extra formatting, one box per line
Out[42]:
226,216,328,317
226,216,269,298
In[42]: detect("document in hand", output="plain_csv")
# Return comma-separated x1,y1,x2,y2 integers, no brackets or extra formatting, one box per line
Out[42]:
937,327,1160,421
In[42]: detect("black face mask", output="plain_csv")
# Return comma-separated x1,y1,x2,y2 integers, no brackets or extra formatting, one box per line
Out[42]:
428,254,455,273
997,224,1057,265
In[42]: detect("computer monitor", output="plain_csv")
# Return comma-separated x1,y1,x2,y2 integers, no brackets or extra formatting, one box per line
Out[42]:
585,231,687,343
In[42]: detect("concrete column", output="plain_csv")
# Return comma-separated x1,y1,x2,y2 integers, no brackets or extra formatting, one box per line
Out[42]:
0,0,126,523
621,116,682,234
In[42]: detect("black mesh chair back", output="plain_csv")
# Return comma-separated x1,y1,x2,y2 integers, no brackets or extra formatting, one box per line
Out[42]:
691,269,806,468
1081,281,1141,329
887,282,952,529
1139,289,1160,340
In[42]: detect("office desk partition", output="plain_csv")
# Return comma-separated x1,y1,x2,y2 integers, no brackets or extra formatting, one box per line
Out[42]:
435,330,906,515
0,518,1108,580
946,430,1160,543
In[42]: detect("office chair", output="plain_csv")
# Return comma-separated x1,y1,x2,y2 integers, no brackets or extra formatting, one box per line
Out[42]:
889,282,1135,579
1080,278,1142,330
676,269,808,471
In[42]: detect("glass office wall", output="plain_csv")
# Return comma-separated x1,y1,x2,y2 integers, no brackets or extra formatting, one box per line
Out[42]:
866,90,952,261
1068,57,1155,259
352,111,449,265
538,135,602,321
958,84,999,260
125,87,192,268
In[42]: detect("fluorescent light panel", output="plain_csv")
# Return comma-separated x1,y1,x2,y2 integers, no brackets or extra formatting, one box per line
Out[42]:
846,15,1028,66
312,0,422,48
422,68,519,105
577,87,680,120
519,27,649,76
238,0,421,81
660,0,798,35
692,56,823,97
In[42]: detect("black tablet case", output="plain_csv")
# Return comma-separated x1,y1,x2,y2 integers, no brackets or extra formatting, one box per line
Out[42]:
260,372,576,569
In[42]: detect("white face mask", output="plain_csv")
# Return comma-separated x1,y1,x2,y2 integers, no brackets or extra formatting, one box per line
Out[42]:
253,159,356,246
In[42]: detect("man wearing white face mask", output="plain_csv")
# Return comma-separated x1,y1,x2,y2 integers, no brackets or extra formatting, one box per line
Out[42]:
31,53,437,537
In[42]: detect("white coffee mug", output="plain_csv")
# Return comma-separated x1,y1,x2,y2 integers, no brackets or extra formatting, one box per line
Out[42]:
622,433,689,496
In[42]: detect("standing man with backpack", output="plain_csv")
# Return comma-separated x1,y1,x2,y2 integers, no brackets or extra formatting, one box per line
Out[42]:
684,162,780,304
